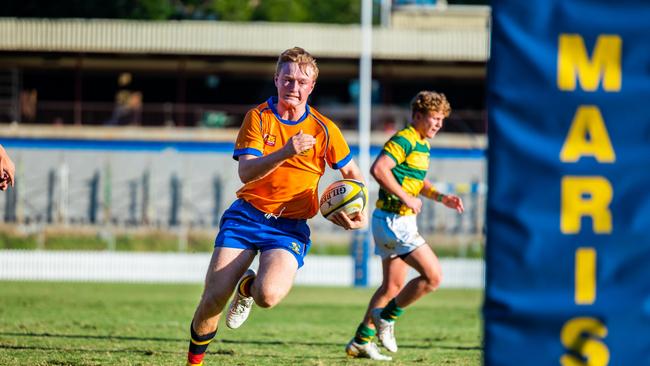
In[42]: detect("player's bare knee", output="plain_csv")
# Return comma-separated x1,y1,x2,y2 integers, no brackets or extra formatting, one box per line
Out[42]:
423,271,442,292
253,287,285,308
254,294,281,308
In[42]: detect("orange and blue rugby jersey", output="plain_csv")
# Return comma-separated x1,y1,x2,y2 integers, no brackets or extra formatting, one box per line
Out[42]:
376,125,430,216
233,97,352,219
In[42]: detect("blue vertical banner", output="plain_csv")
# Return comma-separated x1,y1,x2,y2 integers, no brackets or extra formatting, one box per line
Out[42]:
485,1,650,365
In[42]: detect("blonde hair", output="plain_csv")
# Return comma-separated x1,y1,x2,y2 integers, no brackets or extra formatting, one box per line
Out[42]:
411,91,451,118
275,47,319,81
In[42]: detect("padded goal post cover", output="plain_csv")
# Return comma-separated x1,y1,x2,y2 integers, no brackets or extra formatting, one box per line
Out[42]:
485,1,650,365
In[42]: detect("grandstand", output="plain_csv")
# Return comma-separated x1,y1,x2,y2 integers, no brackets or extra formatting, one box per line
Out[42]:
0,5,489,130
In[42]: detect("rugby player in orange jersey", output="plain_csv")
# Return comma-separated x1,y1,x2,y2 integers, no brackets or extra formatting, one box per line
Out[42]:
185,47,367,366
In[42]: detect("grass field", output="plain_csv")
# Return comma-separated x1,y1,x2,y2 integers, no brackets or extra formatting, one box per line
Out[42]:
0,281,482,365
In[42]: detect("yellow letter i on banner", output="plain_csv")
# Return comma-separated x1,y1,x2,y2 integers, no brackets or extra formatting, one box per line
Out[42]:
575,247,596,305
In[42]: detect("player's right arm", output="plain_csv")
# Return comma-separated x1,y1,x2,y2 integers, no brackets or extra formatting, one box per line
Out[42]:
238,130,315,184
371,153,422,214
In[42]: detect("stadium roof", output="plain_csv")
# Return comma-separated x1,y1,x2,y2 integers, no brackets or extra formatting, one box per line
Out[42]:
0,11,489,62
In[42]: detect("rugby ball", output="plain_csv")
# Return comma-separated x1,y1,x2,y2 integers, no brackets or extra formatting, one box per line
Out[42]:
319,179,368,220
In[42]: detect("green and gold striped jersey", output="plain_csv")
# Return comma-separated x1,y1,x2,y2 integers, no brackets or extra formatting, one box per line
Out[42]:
376,125,430,215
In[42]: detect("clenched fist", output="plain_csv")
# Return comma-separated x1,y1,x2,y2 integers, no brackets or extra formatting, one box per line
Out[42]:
284,130,316,156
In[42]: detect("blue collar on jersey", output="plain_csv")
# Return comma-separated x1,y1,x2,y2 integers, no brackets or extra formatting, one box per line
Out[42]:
267,97,311,125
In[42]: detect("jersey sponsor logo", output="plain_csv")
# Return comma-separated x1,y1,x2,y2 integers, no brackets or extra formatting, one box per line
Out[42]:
263,134,276,146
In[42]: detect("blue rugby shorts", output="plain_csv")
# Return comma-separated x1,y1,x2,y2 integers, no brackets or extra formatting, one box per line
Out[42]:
215,199,311,268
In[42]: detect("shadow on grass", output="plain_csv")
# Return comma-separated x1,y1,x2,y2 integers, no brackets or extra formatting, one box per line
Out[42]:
0,331,183,343
0,331,336,347
1,331,482,352
422,344,482,351
0,340,345,361
0,343,178,356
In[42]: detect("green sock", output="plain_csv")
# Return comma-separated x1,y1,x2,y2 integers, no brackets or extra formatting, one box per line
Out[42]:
353,323,376,345
380,298,405,322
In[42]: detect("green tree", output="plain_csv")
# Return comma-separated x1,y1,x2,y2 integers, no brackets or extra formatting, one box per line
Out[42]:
251,0,365,24
209,0,257,21
3,0,171,20
309,0,363,24
129,0,174,20
252,0,310,23
2,0,377,23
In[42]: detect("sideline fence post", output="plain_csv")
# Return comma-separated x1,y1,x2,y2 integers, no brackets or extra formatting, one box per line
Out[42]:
56,162,69,225
4,182,16,222
46,169,55,223
169,174,181,227
128,179,137,225
102,160,112,225
212,175,222,227
141,169,150,225
88,171,99,224
470,180,480,234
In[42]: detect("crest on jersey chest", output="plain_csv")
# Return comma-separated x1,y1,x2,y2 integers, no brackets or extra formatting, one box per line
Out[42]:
263,134,276,146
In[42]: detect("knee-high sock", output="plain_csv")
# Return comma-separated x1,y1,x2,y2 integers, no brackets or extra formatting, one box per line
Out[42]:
380,298,405,321
187,322,217,365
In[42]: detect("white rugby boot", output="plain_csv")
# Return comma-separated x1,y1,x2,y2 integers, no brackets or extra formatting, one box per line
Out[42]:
345,338,392,361
371,308,398,352
226,269,256,329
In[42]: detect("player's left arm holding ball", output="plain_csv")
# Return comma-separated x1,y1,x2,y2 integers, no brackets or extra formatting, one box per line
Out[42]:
329,159,368,230
420,179,464,214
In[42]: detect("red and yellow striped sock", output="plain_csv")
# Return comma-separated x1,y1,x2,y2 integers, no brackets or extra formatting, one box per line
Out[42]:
187,322,216,366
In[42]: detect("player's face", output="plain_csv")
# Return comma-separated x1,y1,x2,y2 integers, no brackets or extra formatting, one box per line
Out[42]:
274,62,316,110
414,110,445,139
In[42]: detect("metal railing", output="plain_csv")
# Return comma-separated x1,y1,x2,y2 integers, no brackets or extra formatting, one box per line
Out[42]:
2,162,485,237
9,100,487,133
